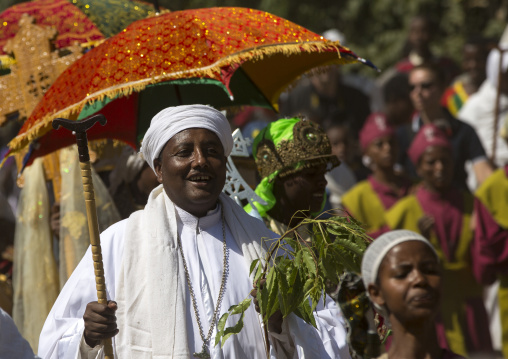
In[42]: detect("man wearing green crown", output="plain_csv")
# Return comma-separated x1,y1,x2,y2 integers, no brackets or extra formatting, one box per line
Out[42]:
245,117,340,235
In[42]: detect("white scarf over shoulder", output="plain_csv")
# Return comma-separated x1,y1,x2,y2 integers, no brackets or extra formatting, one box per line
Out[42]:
114,186,270,358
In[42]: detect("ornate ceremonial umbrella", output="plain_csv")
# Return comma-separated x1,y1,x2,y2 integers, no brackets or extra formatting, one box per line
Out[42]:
4,7,375,167
0,0,157,55
0,0,159,125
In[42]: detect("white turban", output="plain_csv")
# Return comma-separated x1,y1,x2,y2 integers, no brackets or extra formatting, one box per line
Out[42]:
486,46,508,89
140,105,233,172
361,230,438,318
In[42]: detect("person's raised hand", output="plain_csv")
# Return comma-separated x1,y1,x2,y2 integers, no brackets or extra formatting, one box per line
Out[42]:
417,215,435,239
50,202,61,239
83,300,118,348
251,279,284,334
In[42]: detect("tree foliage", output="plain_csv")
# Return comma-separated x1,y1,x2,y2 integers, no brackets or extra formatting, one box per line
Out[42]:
215,212,370,347
161,0,507,76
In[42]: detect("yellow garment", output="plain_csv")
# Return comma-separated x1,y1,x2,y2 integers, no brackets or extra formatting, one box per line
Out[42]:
476,167,508,358
13,158,60,353
12,146,121,351
386,193,478,357
476,168,508,228
342,180,386,233
58,146,121,286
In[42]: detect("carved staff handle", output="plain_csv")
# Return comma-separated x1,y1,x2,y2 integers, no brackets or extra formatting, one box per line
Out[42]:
52,115,114,359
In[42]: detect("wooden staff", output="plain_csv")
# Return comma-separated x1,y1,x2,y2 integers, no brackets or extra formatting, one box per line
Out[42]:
52,115,114,359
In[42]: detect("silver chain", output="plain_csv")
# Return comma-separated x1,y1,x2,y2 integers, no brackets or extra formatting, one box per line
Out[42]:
177,204,229,353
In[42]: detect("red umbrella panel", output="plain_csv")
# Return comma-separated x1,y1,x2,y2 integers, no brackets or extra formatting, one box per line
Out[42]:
4,7,376,168
0,0,158,54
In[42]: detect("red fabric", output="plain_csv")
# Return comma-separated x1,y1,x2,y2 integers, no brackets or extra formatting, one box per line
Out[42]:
0,259,12,280
11,7,360,161
359,112,394,151
408,124,452,165
415,186,463,261
0,0,103,55
368,175,412,210
472,198,508,284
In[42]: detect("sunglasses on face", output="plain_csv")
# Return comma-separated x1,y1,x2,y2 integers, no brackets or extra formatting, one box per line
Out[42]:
409,81,435,91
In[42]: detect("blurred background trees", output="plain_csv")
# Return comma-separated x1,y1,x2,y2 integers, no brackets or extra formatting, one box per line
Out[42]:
2,0,507,75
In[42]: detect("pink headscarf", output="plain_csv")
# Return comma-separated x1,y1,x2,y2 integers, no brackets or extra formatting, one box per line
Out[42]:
359,113,395,151
408,124,451,165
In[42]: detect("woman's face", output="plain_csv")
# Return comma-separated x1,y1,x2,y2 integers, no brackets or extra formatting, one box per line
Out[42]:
368,241,441,325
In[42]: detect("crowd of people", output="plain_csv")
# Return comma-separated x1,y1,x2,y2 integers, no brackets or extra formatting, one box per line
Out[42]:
0,12,507,359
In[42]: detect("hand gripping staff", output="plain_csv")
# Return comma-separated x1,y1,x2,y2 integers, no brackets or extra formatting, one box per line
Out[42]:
52,115,114,359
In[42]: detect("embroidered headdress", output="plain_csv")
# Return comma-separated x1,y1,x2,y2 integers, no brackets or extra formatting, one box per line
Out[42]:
246,117,339,217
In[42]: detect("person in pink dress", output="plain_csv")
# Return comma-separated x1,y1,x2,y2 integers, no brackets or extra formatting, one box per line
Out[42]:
342,113,412,238
386,124,493,357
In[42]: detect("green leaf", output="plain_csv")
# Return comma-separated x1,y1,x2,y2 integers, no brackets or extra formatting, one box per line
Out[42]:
266,268,280,319
302,249,316,276
295,298,317,328
286,265,298,287
215,311,230,346
303,277,314,295
221,310,246,348
276,266,290,316
249,259,260,276
230,297,252,315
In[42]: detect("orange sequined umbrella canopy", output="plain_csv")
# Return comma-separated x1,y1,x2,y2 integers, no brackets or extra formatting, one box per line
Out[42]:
0,0,157,55
6,7,375,165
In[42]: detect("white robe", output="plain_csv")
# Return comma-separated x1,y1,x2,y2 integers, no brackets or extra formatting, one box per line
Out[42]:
38,186,351,359
459,81,508,169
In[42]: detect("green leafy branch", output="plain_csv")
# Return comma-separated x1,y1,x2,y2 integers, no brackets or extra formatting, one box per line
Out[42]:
215,210,370,348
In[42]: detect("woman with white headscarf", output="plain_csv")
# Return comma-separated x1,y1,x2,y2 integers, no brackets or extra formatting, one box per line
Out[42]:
362,230,465,359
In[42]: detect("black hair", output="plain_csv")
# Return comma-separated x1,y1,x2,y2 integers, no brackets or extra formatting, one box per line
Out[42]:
410,63,446,88
383,73,411,103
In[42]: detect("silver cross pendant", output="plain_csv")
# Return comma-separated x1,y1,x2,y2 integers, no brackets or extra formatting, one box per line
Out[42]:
193,344,210,359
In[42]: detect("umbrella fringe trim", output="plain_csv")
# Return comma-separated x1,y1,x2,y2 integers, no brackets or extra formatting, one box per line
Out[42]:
7,40,355,156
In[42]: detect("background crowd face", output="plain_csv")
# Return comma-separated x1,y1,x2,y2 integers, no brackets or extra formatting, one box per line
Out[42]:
280,163,328,214
365,135,397,170
462,43,487,86
408,17,432,55
326,125,349,161
417,146,453,192
409,68,443,114
154,128,227,217
369,241,441,326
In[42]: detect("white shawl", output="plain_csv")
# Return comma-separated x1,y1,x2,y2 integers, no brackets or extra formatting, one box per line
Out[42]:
39,185,350,359
114,185,270,358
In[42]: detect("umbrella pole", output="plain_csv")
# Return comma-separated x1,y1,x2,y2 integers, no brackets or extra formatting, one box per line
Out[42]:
52,115,114,359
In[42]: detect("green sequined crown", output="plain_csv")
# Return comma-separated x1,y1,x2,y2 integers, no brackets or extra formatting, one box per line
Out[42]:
253,118,339,180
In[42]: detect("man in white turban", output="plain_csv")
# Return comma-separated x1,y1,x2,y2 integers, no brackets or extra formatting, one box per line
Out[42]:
38,105,351,359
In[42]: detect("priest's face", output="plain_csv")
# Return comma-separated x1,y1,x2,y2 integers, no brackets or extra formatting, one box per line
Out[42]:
154,128,227,217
